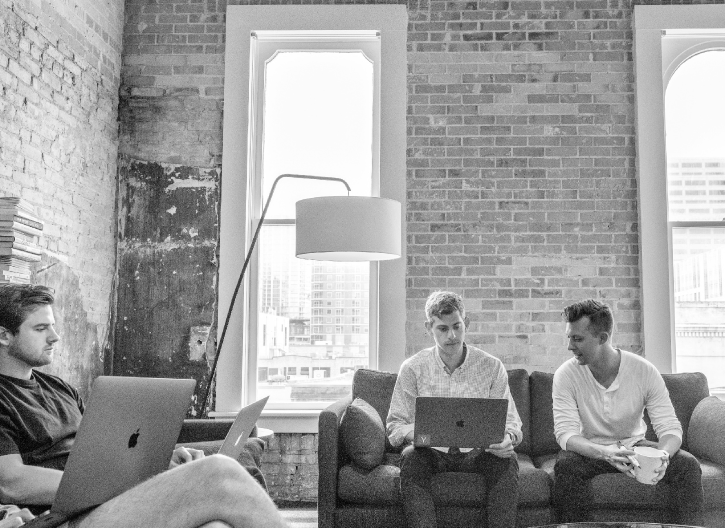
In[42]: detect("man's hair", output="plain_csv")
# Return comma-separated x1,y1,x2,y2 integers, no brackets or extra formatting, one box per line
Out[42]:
425,291,465,323
0,284,55,334
563,299,613,337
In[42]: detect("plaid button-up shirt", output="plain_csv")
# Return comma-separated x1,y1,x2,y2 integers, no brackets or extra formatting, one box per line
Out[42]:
386,344,523,451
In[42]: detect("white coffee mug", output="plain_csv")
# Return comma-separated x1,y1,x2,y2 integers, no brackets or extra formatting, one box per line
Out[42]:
633,446,666,485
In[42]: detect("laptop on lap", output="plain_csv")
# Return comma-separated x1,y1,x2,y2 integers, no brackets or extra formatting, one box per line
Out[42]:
413,397,508,449
24,376,196,528
217,396,269,459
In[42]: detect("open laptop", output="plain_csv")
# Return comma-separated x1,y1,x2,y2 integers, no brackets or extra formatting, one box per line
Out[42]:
413,397,508,449
218,396,269,459
24,376,196,528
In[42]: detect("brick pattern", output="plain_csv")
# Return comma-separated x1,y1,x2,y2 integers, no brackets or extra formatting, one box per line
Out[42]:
120,0,226,166
262,433,319,503
0,0,123,393
405,0,642,372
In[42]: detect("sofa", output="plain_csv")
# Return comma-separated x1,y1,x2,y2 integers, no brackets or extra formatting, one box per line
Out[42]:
318,368,725,528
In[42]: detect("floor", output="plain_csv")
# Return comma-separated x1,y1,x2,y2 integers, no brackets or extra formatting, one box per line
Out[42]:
279,505,318,528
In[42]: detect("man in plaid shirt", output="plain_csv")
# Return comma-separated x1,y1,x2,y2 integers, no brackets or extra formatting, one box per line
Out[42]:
386,291,522,528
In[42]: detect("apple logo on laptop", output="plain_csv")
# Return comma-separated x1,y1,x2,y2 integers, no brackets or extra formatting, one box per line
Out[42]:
456,420,465,428
128,428,140,448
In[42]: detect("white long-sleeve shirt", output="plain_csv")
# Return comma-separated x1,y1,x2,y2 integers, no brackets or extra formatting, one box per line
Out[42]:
552,349,682,450
386,344,523,450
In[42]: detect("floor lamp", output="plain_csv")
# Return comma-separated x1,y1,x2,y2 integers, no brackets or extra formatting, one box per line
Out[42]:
200,174,402,414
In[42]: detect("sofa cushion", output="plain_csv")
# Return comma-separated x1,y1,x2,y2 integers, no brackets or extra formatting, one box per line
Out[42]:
352,368,399,452
341,397,386,470
338,462,400,505
644,372,709,451
687,396,725,466
352,369,397,426
337,452,551,508
700,459,725,511
529,371,559,457
517,454,553,507
507,369,531,455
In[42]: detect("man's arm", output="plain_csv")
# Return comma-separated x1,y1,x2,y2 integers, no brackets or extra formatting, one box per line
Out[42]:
0,454,62,506
386,362,417,447
489,360,523,445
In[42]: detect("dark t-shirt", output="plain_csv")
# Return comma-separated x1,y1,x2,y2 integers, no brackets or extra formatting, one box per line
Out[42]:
0,370,84,470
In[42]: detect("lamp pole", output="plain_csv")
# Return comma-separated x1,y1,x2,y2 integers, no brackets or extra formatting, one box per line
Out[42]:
200,174,352,415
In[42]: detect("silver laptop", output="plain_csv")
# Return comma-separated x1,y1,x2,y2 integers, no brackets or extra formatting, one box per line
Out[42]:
218,396,269,459
24,376,196,528
413,397,508,449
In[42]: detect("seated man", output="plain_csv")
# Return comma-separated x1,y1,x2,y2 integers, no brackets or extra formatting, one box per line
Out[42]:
552,299,703,525
0,284,288,528
386,291,522,528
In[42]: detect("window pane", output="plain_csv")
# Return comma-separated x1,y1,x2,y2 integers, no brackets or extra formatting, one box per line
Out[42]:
666,50,725,222
671,227,725,388
261,51,374,219
255,49,374,404
666,50,725,391
256,225,370,403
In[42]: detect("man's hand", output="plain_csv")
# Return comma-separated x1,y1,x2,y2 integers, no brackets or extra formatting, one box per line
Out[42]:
485,433,516,459
599,444,636,476
650,450,670,484
168,447,205,469
0,505,34,528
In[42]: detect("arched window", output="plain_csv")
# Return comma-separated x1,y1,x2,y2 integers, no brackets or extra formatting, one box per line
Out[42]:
634,5,725,396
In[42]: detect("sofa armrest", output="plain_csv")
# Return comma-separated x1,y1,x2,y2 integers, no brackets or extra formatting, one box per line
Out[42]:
318,394,353,528
687,396,725,466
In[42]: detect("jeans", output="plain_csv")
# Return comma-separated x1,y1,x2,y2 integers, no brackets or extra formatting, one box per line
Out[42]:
553,441,704,526
399,446,519,528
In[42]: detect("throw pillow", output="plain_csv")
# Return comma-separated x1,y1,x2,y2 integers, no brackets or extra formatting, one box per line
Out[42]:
687,396,725,466
341,397,386,470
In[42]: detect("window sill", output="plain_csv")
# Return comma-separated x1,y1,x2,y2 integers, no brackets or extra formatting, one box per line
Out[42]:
209,409,321,433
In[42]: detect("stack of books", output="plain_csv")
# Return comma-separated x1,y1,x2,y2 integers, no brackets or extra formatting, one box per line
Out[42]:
0,197,43,284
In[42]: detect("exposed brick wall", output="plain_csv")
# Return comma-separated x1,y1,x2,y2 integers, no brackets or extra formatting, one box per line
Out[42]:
263,433,319,503
0,0,123,396
404,0,641,370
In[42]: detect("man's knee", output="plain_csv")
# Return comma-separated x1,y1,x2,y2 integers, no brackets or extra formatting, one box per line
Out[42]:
399,446,436,482
554,450,586,477
193,454,250,484
668,449,703,482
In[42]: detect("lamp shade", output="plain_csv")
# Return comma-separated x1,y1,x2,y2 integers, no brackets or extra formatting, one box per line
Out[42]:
295,196,401,261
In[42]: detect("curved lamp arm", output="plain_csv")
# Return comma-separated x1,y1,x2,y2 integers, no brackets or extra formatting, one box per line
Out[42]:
200,174,351,415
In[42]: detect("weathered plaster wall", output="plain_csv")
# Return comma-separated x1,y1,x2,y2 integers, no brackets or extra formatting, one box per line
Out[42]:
114,157,219,414
0,0,124,397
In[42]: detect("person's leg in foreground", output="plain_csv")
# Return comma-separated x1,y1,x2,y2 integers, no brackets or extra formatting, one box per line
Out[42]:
463,450,519,528
553,449,619,522
399,445,450,528
657,448,704,526
73,455,287,528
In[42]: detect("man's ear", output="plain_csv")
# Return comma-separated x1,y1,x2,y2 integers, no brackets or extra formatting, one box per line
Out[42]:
424,320,432,333
598,331,609,345
464,316,470,329
0,326,13,347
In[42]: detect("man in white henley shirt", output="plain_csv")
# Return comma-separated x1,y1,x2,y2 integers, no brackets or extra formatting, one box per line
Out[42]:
552,299,703,525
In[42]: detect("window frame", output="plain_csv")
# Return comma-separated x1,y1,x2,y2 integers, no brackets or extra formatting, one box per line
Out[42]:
633,4,725,374
217,5,407,430
249,42,378,409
